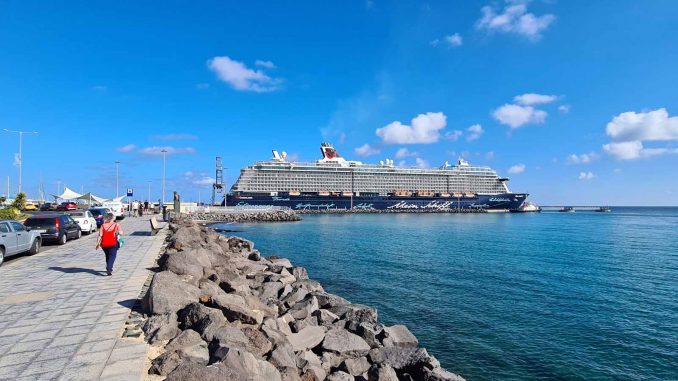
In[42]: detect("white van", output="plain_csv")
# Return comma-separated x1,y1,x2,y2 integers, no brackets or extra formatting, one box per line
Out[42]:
101,201,126,220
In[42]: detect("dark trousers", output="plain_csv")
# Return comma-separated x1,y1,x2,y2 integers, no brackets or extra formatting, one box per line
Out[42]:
102,246,119,272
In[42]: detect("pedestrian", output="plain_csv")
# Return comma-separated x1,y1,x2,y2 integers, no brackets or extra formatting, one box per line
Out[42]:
95,213,123,276
138,202,143,217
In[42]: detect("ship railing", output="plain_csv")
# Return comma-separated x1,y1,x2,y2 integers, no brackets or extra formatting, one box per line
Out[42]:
183,205,292,214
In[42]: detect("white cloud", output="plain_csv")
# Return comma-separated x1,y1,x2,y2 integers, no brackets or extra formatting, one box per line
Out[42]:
139,146,196,156
602,108,678,160
445,33,463,47
192,176,216,186
508,164,526,174
153,134,198,140
514,93,558,106
354,144,380,157
429,39,440,47
444,130,463,141
376,112,447,144
466,124,484,141
116,144,136,153
255,60,276,69
605,108,678,142
492,104,547,128
395,147,418,159
613,168,622,174
558,105,570,113
415,157,429,168
566,152,598,165
578,171,595,180
208,56,281,92
476,1,555,41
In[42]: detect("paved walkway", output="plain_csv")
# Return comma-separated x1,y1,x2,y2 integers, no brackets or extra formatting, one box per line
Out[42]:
0,215,166,381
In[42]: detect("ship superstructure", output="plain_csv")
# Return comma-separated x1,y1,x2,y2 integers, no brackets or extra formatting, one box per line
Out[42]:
227,143,527,211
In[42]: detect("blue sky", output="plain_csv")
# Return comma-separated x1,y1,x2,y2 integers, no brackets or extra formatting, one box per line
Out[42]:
1,1,677,205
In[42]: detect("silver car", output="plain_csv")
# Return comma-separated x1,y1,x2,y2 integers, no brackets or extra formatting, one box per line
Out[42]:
0,219,42,267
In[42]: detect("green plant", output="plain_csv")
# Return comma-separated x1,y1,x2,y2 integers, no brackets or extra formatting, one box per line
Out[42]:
0,207,19,220
11,193,26,211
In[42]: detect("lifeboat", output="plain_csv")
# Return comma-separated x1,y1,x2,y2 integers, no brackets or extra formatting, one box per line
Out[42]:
342,191,353,197
439,193,451,198
416,191,435,197
318,191,330,196
464,192,476,198
452,192,463,198
394,191,412,197
288,190,301,196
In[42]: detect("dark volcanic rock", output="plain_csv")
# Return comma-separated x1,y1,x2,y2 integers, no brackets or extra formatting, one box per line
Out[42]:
143,312,179,343
382,325,418,348
177,303,228,342
147,271,202,315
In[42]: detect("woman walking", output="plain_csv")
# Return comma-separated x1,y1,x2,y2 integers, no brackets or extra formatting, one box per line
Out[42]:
96,213,123,276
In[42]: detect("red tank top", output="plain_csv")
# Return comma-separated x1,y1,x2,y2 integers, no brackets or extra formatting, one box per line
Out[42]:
100,223,119,248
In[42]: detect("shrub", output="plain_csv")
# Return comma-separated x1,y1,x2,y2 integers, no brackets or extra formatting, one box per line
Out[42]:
0,207,19,220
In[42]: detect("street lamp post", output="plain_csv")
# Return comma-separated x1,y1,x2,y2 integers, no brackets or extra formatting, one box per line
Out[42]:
161,149,167,206
2,129,38,194
115,161,120,198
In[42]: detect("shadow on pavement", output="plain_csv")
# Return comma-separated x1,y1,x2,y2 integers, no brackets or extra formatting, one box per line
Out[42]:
117,298,138,309
48,266,106,276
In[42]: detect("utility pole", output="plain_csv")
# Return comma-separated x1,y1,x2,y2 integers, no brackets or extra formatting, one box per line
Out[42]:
3,129,38,194
161,149,167,206
115,161,120,198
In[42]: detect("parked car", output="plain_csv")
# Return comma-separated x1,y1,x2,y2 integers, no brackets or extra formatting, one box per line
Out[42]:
0,220,42,267
68,210,97,234
40,202,58,211
88,207,112,227
23,203,38,211
23,214,81,245
101,201,125,220
57,202,78,211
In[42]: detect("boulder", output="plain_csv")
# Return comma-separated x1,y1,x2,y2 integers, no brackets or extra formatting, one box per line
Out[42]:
287,325,327,352
327,371,354,381
367,364,399,381
322,329,371,357
169,225,204,251
268,342,297,370
216,299,263,325
143,312,179,343
261,282,285,300
292,279,324,293
163,251,205,281
291,316,318,333
282,287,309,306
292,266,309,280
281,367,303,381
147,271,202,315
339,357,370,376
248,250,262,261
311,292,350,309
150,330,209,376
219,347,282,381
165,329,204,352
357,322,383,349
150,351,182,375
242,326,273,357
270,258,293,269
368,347,438,373
288,296,319,320
382,325,418,348
177,303,228,342
423,367,466,381
211,325,250,356
313,309,340,326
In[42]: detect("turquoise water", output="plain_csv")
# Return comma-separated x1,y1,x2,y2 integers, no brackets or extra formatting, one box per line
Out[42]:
212,208,678,380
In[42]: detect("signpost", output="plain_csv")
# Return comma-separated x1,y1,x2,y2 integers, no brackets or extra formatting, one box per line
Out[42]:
127,188,133,217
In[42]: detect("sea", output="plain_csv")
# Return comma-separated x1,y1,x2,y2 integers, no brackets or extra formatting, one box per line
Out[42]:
211,207,678,380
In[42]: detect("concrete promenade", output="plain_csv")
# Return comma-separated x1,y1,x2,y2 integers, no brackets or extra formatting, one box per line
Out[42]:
0,215,166,381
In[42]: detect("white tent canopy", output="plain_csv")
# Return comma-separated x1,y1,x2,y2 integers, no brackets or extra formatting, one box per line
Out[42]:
51,187,118,203
51,187,82,200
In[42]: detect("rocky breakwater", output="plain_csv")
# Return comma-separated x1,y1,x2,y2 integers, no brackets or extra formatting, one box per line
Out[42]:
142,220,464,381
188,209,301,223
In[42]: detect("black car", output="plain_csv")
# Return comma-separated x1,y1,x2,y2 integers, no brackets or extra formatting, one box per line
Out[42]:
23,214,82,245
88,208,110,227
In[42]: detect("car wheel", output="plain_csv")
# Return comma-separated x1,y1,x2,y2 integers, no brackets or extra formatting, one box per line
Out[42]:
76,229,82,239
58,233,67,245
0,247,4,267
29,239,41,255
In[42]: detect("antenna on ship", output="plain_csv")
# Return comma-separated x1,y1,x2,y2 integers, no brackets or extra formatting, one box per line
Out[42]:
212,156,225,206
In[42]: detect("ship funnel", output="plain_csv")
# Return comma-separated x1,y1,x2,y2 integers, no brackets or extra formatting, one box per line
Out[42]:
380,160,384,166
272,150,281,160
281,151,288,159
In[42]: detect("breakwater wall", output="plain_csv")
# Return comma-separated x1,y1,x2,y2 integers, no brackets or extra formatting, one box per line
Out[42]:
141,220,464,381
187,209,302,223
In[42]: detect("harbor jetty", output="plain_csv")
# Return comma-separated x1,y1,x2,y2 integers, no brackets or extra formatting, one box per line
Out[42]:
141,219,464,381
186,207,302,223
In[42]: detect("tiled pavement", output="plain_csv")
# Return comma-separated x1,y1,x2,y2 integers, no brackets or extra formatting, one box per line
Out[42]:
0,215,167,381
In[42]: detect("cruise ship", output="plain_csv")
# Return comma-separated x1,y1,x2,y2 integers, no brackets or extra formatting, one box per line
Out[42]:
225,143,528,211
